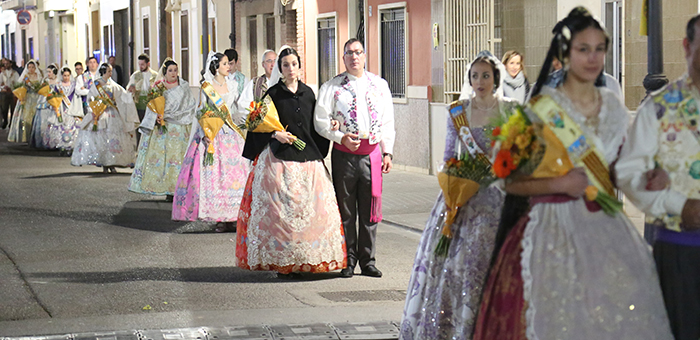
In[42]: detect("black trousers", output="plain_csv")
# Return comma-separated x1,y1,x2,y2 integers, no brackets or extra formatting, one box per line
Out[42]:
654,240,700,340
331,148,377,268
0,92,12,128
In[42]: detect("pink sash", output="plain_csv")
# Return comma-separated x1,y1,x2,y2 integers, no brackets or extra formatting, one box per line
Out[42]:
334,140,383,223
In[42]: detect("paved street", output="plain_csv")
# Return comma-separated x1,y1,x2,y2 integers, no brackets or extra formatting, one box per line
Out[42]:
0,129,442,337
0,128,646,338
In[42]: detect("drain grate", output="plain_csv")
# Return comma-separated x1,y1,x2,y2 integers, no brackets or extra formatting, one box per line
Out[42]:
317,290,406,303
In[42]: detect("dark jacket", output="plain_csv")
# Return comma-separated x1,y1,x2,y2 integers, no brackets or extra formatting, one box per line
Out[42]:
242,80,330,162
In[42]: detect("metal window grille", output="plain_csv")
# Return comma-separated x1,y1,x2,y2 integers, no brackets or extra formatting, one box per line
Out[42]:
317,17,336,85
380,8,405,98
604,0,622,83
444,0,498,102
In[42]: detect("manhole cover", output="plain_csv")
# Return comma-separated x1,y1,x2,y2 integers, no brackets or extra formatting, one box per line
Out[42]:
318,290,406,302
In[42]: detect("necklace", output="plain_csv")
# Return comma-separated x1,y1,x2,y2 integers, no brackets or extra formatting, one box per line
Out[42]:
165,78,177,84
473,97,498,111
561,86,602,133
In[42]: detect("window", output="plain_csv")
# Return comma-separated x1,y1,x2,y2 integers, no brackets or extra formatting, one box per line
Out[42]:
4,24,9,58
380,7,406,98
180,11,189,82
143,17,150,56
209,18,217,52
604,0,623,84
265,14,275,50
317,16,336,85
493,0,503,58
248,16,257,76
28,37,33,60
10,32,14,62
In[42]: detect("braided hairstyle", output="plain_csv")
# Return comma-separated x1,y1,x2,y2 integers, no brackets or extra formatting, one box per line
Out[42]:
162,58,178,75
530,6,609,97
468,53,501,91
201,52,225,81
47,64,59,76
98,63,112,76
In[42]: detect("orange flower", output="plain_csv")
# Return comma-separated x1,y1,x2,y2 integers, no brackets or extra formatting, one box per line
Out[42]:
493,149,517,178
492,126,501,137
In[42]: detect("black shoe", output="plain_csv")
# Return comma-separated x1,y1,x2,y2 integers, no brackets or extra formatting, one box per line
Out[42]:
277,272,302,279
340,266,354,278
361,265,382,278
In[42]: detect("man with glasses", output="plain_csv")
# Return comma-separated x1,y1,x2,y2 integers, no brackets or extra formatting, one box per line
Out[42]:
314,38,396,278
237,49,277,118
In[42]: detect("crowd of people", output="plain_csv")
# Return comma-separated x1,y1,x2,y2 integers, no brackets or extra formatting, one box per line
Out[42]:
1,37,394,279
2,5,699,340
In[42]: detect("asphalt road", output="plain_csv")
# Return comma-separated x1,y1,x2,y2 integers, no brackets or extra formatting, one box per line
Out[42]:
0,131,423,337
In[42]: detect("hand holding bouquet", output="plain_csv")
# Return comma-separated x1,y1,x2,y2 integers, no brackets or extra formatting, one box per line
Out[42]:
11,82,27,104
147,82,167,132
491,100,622,215
240,97,306,151
46,89,64,123
88,97,111,131
197,102,229,166
36,80,51,97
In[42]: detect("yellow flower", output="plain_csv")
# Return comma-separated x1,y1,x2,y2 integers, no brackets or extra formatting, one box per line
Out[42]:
515,134,531,150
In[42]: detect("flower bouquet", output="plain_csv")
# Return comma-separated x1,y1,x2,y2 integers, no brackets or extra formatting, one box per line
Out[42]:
197,101,230,166
46,88,64,123
435,149,495,256
11,82,27,105
36,80,51,97
88,96,113,131
240,97,306,150
146,82,167,133
491,99,622,215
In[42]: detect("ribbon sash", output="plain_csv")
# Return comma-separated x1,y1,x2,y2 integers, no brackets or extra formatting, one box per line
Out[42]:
448,100,486,156
529,94,616,196
201,81,244,138
95,81,116,107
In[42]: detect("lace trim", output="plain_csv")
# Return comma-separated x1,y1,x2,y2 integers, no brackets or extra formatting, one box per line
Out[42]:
540,86,628,163
520,206,541,340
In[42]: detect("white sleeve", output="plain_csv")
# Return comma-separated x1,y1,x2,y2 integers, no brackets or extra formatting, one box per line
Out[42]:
615,99,688,216
75,76,89,96
237,79,255,118
314,82,344,144
379,80,396,155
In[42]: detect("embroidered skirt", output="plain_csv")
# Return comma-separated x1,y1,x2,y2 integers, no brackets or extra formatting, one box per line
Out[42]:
235,147,347,274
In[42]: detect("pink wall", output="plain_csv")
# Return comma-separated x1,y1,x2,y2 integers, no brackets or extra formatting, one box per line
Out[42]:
367,0,431,86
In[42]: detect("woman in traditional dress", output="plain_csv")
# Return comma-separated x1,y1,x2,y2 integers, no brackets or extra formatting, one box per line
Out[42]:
501,51,530,104
472,7,673,340
235,47,346,278
399,51,517,340
7,60,43,143
45,67,84,155
29,64,60,149
129,59,197,201
71,63,139,173
171,52,250,232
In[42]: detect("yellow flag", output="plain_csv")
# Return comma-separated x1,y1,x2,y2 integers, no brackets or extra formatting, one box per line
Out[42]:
640,0,648,36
